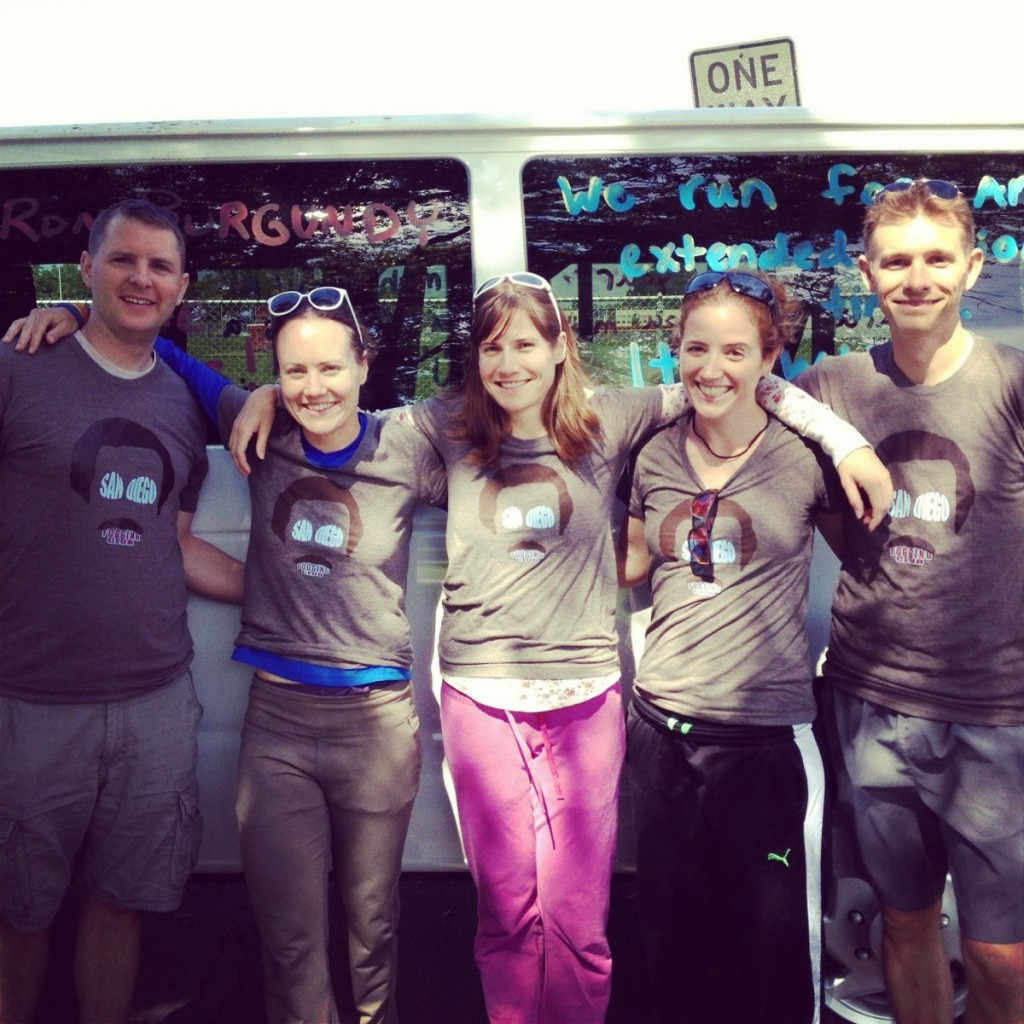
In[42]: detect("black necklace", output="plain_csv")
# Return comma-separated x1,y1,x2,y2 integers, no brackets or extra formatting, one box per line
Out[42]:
691,418,769,460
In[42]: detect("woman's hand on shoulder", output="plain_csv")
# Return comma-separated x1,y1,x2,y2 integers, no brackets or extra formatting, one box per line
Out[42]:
2,306,80,353
837,446,892,530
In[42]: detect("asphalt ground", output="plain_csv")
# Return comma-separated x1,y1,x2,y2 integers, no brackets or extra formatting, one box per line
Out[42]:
35,872,654,1024
33,872,911,1023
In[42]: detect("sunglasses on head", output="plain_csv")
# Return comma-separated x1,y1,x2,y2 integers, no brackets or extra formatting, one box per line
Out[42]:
473,272,562,330
267,287,365,347
687,489,719,582
873,179,961,203
684,271,777,322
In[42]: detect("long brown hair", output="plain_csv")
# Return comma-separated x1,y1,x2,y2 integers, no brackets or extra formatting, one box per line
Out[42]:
447,276,601,468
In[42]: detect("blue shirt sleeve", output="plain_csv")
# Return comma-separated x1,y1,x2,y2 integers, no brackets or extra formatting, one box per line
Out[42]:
154,336,232,428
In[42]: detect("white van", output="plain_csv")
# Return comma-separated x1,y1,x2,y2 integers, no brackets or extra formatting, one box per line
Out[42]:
3,111,1020,1021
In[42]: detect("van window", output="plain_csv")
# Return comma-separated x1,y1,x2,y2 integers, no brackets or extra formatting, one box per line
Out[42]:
522,154,1024,384
0,158,471,407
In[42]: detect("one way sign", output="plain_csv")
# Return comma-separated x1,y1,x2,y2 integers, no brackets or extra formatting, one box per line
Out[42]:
691,38,800,108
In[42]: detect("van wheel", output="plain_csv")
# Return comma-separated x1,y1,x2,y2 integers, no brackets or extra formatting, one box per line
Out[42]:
823,875,968,1022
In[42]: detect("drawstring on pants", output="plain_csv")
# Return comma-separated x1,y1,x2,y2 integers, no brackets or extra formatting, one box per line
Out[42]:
504,710,565,848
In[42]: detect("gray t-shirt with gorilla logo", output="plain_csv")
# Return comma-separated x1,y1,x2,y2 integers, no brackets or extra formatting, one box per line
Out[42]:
412,387,664,680
629,416,836,726
799,337,1024,726
0,337,207,702
218,389,447,673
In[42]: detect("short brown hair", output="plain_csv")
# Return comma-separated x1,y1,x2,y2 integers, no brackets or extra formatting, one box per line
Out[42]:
88,198,187,269
863,181,976,256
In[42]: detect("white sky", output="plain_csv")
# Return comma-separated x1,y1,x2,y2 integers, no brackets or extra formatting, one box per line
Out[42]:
2,1,1020,128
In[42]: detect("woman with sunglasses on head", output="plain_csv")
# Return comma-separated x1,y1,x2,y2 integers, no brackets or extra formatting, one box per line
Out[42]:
378,271,884,1024
4,287,446,1024
178,287,446,1024
622,271,843,1024
221,270,887,1024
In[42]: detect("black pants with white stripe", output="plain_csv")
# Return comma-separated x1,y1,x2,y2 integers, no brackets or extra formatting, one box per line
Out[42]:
626,695,824,1024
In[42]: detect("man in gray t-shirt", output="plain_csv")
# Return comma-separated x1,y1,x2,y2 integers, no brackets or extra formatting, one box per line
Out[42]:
799,180,1024,1024
0,200,243,1023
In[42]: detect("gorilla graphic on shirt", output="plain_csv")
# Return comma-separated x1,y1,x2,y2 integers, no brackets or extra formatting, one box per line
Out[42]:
875,430,975,569
271,476,363,580
69,417,175,549
478,463,574,565
658,496,757,598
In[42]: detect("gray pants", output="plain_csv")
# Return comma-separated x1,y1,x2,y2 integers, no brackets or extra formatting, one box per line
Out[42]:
236,675,420,1024
0,671,202,932
832,687,1024,944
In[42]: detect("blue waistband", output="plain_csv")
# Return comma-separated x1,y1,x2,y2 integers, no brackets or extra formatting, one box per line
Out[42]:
232,647,410,687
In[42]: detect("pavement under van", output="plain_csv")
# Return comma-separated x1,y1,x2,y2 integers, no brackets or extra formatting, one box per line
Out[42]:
34,872,909,1023
35,872,651,1024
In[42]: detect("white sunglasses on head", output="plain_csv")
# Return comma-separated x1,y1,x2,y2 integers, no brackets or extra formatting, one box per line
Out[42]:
473,272,562,329
266,287,366,348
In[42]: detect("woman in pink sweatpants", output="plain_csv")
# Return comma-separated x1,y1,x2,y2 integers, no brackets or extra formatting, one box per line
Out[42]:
397,272,879,1023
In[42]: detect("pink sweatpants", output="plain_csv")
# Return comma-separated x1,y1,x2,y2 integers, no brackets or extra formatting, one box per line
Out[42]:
440,682,625,1024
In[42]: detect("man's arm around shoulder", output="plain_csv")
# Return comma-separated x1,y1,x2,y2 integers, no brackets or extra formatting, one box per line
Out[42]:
177,512,244,603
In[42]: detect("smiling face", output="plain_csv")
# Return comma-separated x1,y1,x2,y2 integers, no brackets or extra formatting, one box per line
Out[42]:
79,214,189,353
477,307,566,438
276,315,368,452
859,214,983,343
679,297,774,424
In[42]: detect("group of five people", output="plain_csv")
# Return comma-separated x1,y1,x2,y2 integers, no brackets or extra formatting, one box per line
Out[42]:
0,179,1020,1024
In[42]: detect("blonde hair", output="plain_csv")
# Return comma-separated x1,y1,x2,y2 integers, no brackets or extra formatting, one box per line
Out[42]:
863,181,976,256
